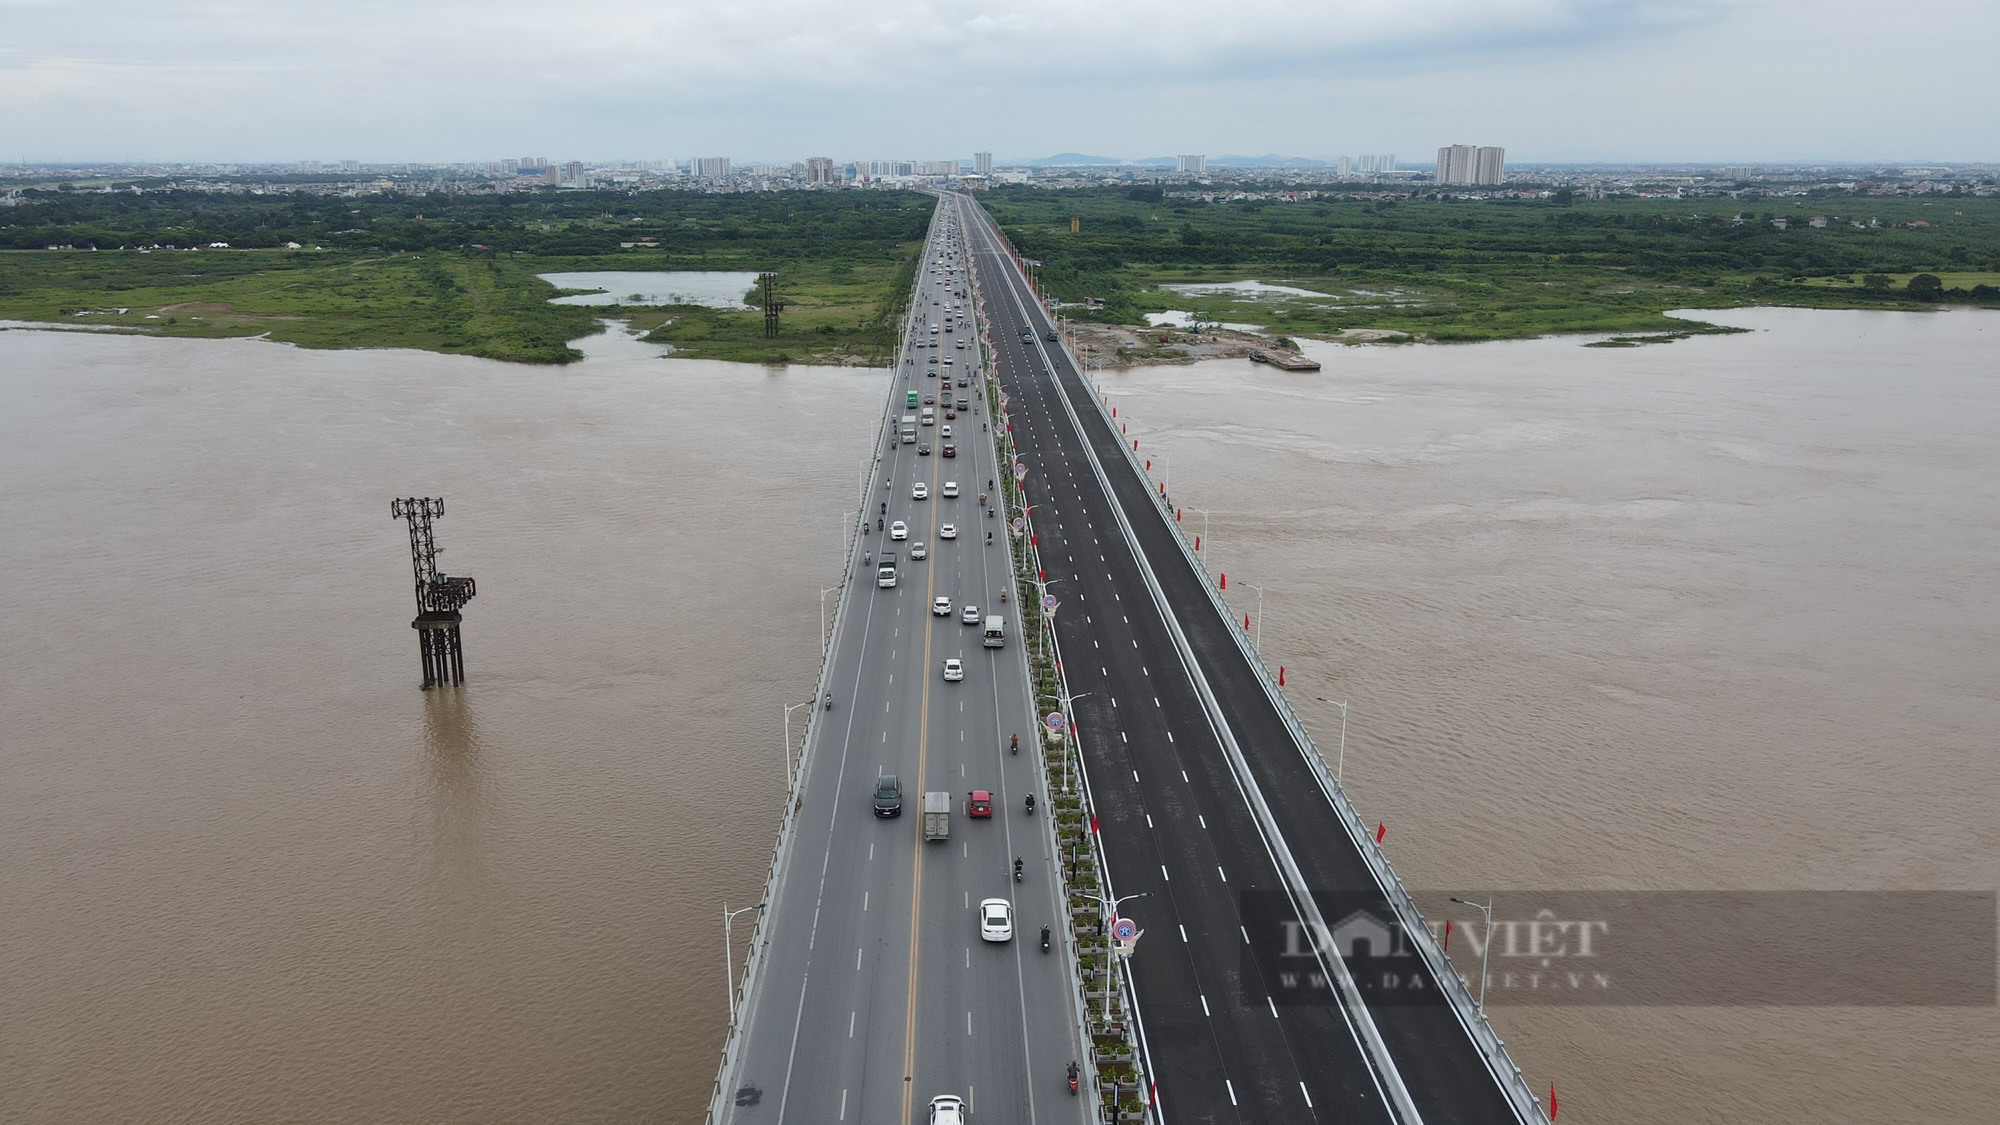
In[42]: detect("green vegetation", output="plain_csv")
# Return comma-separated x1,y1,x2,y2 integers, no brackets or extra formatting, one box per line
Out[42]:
7,182,1996,362
0,189,931,363
982,187,2000,344
0,249,601,363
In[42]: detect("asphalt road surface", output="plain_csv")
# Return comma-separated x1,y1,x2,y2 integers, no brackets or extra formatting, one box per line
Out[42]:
950,192,1526,1125
718,207,1092,1125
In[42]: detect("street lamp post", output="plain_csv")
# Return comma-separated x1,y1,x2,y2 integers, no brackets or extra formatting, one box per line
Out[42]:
782,699,813,785
1089,891,1153,1021
1315,697,1349,783
722,901,766,1024
1057,691,1091,793
1184,506,1213,569
1449,895,1495,1015
820,584,843,648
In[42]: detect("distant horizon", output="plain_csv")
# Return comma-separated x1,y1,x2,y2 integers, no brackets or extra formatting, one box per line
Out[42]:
6,154,1996,172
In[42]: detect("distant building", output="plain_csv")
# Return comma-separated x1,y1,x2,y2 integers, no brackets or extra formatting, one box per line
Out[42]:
804,156,835,185
974,151,993,176
1337,155,1353,177
1435,144,1504,185
1177,154,1206,174
694,156,732,180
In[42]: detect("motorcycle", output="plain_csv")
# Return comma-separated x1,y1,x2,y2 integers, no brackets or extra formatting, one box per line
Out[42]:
1067,1062,1079,1095
823,692,833,711
1010,733,1019,755
1013,857,1023,883
986,531,993,545
877,517,883,531
1040,925,1051,953
1024,793,1036,815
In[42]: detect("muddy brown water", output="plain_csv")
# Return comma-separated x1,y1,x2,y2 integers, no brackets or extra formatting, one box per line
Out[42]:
1,307,1993,1122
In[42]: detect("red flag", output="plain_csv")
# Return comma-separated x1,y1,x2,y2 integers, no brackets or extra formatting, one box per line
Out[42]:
1550,1084,1557,1119
1111,407,1117,417
1244,614,1250,629
1038,568,1046,581
1031,534,1038,547
1375,822,1386,843
1278,666,1285,687
1444,919,1453,952
1145,459,1151,471
1219,573,1226,590
1090,815,1099,834
1133,439,1139,451
1158,482,1166,495
1193,534,1200,550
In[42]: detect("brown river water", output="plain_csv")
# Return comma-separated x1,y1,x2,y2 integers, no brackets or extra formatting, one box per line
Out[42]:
2,307,1994,1123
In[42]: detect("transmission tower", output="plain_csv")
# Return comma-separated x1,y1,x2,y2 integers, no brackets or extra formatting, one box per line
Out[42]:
760,272,782,338
390,497,478,689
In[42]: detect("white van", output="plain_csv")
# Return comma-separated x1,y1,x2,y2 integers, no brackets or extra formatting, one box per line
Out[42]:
982,615,1005,647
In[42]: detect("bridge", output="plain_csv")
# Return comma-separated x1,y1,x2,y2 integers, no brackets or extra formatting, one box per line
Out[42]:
709,194,1548,1125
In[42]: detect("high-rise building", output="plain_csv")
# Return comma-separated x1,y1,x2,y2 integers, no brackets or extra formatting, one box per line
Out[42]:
804,156,835,185
694,157,732,180
1380,153,1396,172
1177,154,1206,174
1435,145,1504,185
974,151,993,176
1337,155,1353,177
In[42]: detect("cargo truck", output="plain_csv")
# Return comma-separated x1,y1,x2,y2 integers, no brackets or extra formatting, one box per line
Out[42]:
922,792,950,841
877,552,898,588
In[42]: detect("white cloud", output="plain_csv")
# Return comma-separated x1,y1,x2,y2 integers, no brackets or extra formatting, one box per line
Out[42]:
0,0,1992,162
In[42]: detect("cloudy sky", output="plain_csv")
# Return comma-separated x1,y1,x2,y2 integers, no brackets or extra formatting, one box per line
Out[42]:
2,0,1993,165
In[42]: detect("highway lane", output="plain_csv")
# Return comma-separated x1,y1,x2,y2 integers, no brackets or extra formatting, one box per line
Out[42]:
717,207,1089,1125
950,195,1400,1125
953,193,1528,1124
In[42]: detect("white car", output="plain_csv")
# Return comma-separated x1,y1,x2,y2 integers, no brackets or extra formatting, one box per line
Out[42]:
978,897,1013,942
942,658,964,682
889,520,908,541
911,541,928,560
960,605,980,625
930,1095,966,1125
942,481,959,498
912,482,929,500
933,596,952,617
940,425,953,439
939,524,957,540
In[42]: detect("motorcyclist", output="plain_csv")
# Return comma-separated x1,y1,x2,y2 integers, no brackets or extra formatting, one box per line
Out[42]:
876,517,883,530
1024,793,1036,814
1010,733,1019,754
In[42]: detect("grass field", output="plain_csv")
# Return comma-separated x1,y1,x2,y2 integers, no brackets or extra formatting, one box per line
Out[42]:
0,244,921,365
0,249,603,363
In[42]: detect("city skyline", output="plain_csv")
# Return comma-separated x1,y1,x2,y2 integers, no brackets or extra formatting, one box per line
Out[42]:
3,0,1996,164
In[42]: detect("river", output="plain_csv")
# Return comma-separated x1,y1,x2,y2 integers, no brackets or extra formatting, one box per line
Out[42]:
0,308,1993,1122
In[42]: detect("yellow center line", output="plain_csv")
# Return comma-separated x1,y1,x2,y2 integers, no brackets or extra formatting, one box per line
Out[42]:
900,268,947,1125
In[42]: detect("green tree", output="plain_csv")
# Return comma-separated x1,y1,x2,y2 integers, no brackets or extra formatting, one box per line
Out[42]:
1861,274,1892,293
1906,273,1944,301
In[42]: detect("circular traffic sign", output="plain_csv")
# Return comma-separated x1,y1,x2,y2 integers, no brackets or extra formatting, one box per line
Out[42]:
1045,712,1067,731
1111,918,1139,941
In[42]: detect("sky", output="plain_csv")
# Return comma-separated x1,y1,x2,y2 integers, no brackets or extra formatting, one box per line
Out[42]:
2,0,1995,166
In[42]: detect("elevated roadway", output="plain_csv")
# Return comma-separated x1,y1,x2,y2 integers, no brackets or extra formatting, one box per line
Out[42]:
713,207,1091,1125
950,191,1542,1125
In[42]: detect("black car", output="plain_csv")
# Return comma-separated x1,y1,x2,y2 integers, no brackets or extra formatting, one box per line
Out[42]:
918,442,932,455
874,774,903,817
1044,330,1058,342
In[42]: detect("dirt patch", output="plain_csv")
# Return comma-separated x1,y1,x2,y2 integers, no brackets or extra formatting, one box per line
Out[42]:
1067,321,1354,369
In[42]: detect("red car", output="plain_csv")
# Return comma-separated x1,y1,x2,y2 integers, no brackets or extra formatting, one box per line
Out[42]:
942,444,957,458
944,409,957,419
967,790,993,817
